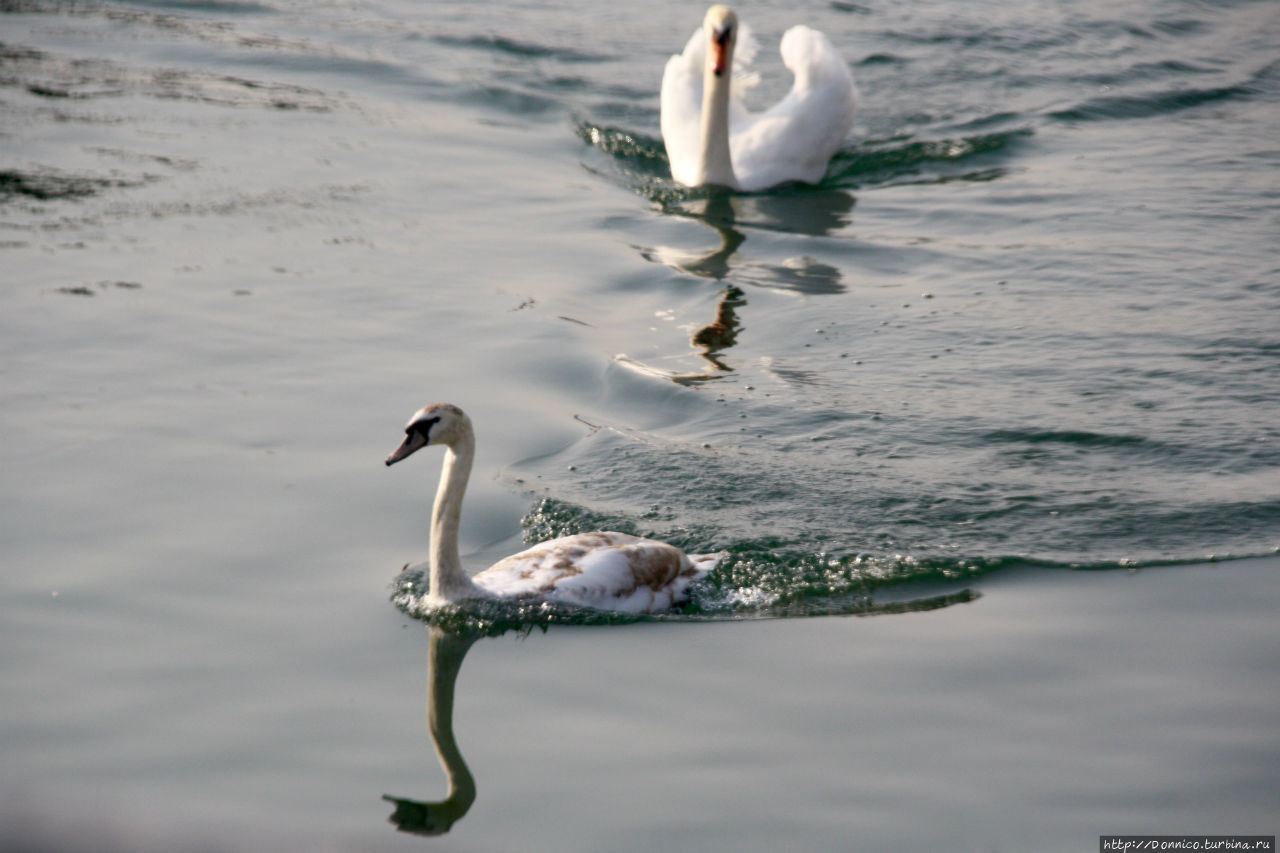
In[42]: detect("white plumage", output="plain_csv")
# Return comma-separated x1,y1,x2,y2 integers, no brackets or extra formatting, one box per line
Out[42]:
478,532,719,613
661,5,858,192
386,404,720,614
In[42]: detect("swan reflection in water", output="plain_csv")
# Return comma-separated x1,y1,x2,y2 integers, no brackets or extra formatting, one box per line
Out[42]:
383,627,479,836
624,191,851,385
380,587,975,837
642,192,852,290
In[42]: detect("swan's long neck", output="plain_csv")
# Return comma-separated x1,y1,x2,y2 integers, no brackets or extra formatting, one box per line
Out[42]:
429,431,482,601
698,57,737,188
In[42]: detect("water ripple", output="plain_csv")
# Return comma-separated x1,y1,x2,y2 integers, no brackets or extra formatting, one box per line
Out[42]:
1049,82,1258,122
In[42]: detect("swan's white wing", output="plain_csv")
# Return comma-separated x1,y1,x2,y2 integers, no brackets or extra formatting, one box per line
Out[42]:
660,28,706,188
474,532,717,614
730,25,857,192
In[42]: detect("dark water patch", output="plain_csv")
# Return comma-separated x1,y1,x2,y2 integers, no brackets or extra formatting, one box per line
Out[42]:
0,168,137,202
1076,58,1218,89
6,0,255,45
977,419,1277,477
1254,57,1280,89
88,147,199,171
151,72,334,111
12,181,366,230
0,39,126,101
827,128,1031,189
512,380,1278,566
857,52,905,67
983,428,1149,449
1049,82,1256,122
540,74,591,92
1148,16,1210,38
3,1,383,97
1190,336,1280,362
461,83,558,115
1,33,343,112
879,23,1072,54
54,280,142,295
830,1,873,15
25,81,123,98
1075,499,1280,563
115,0,278,14
576,98,658,128
941,112,1028,136
0,42,48,63
886,167,1006,188
432,33,609,64
252,50,453,105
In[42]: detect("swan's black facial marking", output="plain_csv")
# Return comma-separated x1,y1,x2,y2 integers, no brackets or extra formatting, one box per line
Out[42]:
386,413,443,466
409,415,441,444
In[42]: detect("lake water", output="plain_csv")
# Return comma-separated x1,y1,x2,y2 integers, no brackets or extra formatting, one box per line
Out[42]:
2,0,1278,849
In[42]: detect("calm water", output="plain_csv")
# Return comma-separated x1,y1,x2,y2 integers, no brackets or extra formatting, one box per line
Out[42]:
2,0,1278,849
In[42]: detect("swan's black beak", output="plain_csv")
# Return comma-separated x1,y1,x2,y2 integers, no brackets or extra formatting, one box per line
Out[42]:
385,432,426,466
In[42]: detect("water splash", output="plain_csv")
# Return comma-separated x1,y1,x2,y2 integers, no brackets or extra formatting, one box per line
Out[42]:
574,118,1031,203
390,481,1274,633
825,128,1032,188
389,496,1000,631
389,558,981,635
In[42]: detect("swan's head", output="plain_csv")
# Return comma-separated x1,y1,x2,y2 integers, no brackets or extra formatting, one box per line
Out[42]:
703,5,738,77
385,403,472,466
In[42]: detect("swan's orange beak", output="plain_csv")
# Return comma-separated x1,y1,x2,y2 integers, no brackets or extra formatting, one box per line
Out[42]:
712,29,731,76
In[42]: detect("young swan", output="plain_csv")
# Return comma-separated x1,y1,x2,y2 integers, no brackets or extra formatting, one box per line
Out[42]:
660,4,858,191
386,403,720,614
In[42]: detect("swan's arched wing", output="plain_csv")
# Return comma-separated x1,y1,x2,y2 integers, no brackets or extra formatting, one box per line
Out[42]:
730,25,857,191
547,543,691,613
660,28,706,187
474,532,714,614
472,532,629,598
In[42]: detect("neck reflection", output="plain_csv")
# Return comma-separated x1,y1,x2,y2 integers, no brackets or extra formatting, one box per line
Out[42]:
383,627,479,837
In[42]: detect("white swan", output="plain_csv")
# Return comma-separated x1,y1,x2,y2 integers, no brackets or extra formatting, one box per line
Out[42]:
386,403,720,614
660,5,857,192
